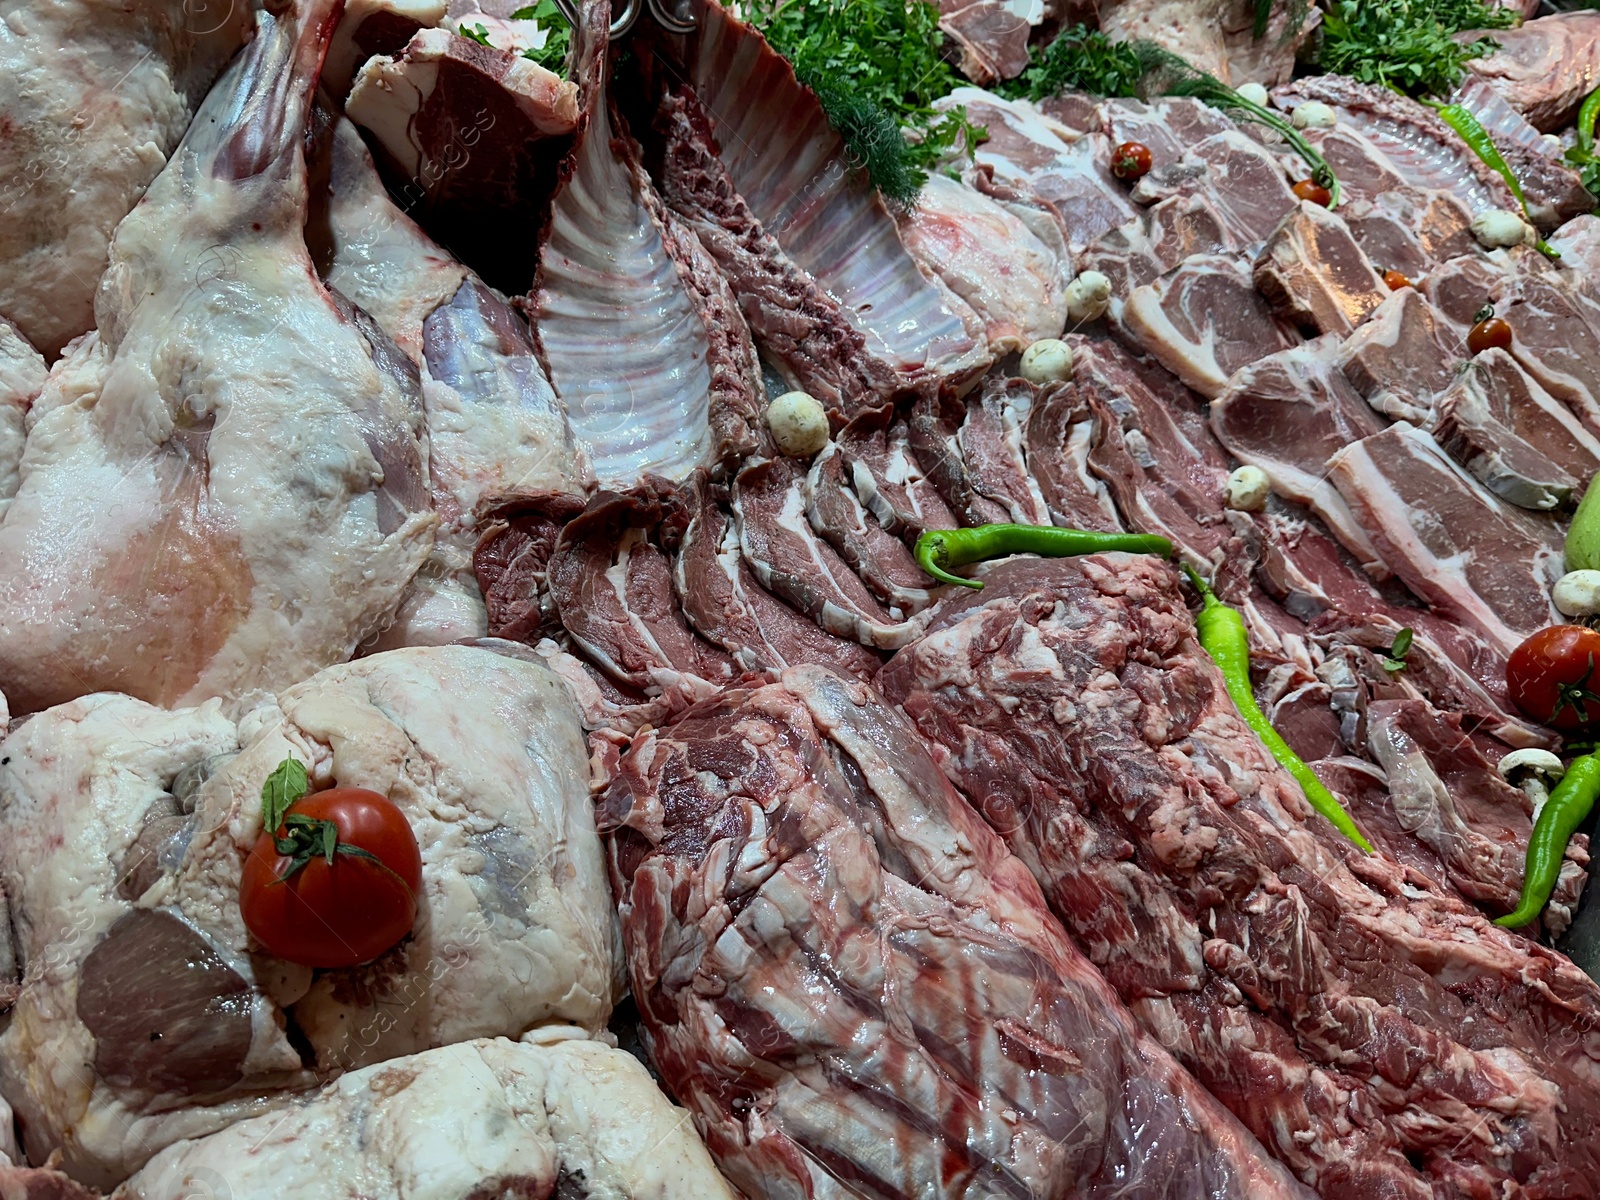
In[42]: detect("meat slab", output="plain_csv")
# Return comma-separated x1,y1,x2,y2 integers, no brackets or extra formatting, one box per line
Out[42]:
598,664,1310,1199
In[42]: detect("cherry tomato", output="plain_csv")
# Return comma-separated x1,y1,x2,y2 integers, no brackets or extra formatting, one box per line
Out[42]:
240,787,423,968
1383,270,1413,291
1111,141,1152,181
1468,316,1513,355
1292,179,1332,207
1506,625,1600,730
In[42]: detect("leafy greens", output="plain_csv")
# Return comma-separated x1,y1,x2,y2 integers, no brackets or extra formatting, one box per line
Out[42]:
1315,0,1515,99
746,0,981,207
510,1,573,74
998,24,1142,103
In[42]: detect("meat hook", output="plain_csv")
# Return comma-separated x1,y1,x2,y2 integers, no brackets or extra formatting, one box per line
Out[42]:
550,0,695,36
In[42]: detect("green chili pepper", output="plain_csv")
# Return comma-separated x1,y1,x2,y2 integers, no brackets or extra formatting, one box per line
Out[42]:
1430,102,1561,260
913,524,1173,589
1495,752,1600,929
1579,87,1600,157
1182,565,1374,853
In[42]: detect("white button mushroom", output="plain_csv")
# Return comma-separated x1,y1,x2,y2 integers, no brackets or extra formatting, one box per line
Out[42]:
1470,208,1537,250
1235,82,1270,108
1291,101,1336,130
1225,465,1271,512
1063,271,1112,324
1497,748,1567,819
766,390,830,457
1554,569,1600,617
1019,338,1073,384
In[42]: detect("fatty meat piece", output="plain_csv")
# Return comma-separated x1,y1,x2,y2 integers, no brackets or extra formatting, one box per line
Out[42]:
599,664,1312,1199
0,644,618,1185
878,555,1600,1197
1335,288,1460,425
0,321,47,524
0,0,437,715
0,0,252,358
1095,0,1317,88
1254,202,1387,337
1131,131,1300,248
1460,11,1600,132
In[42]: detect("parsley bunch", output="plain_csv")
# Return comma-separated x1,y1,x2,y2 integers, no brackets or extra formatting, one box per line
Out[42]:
998,24,1142,102
512,0,572,73
747,0,979,206
1316,0,1515,99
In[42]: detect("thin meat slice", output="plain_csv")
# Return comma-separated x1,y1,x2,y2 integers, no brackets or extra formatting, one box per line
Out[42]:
674,474,884,680
1336,288,1461,424
1433,347,1600,510
1023,380,1123,531
1500,270,1600,435
1422,252,1512,333
1211,337,1387,571
734,458,922,649
1340,188,1481,280
955,377,1054,526
804,445,935,613
1079,193,1236,324
838,409,962,540
1123,254,1300,398
1254,202,1387,337
598,665,1312,1200
1133,130,1300,248
1460,11,1600,132
473,494,588,643
879,555,1600,1198
1328,423,1562,655
937,0,1032,85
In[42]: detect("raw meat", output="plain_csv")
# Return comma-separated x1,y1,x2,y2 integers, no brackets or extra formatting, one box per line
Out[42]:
1433,347,1600,510
1098,97,1235,168
1499,270,1600,434
1254,202,1386,336
1097,0,1316,87
1460,11,1600,132
651,0,989,392
1123,253,1299,398
0,322,46,524
117,1036,733,1199
1211,337,1387,569
1335,288,1460,424
936,0,1033,85
1133,131,1299,247
1328,422,1562,655
1421,252,1510,333
598,664,1311,1199
324,0,446,100
898,174,1068,354
804,444,936,613
0,644,618,1185
878,555,1600,1197
1023,377,1124,531
0,0,252,357
1446,79,1596,229
837,410,961,540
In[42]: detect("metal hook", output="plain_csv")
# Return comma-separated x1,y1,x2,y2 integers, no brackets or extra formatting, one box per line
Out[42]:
646,0,697,34
547,0,693,44
610,0,642,36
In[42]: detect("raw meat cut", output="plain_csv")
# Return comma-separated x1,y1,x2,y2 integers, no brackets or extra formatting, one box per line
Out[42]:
804,444,935,613
1460,11,1600,132
117,1036,733,1199
1098,97,1235,168
0,322,46,524
1422,252,1511,333
1096,0,1316,87
898,174,1068,354
1023,376,1124,531
649,0,988,393
345,26,580,293
0,0,252,357
598,664,1311,1199
878,555,1600,1197
1499,270,1600,435
936,0,1033,85
0,0,439,716
1328,422,1562,655
324,0,447,100
1123,253,1299,398
837,410,961,541
0,644,618,1185
1254,202,1386,336
1133,131,1299,247
1211,337,1386,569
1335,288,1461,424
1433,347,1600,510
533,3,765,484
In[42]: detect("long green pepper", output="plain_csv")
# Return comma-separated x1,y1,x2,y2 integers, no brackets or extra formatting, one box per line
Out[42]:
1431,102,1561,259
1183,566,1374,853
914,525,1174,589
1496,753,1600,929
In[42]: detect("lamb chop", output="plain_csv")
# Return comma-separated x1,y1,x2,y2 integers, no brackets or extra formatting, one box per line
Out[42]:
0,0,254,358
0,642,618,1186
0,0,439,715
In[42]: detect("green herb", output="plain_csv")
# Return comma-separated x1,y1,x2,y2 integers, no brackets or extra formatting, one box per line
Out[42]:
1254,0,1273,38
747,0,981,206
511,0,572,74
1381,627,1414,674
998,24,1143,102
1316,0,1515,99
1132,41,1340,206
1565,86,1600,199
459,21,493,45
261,758,310,835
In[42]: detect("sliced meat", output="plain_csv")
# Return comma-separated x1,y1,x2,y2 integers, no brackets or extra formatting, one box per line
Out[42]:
1434,347,1600,510
323,0,445,100
804,444,936,613
954,377,1054,526
1123,254,1299,398
1133,130,1299,247
1447,77,1596,229
473,494,587,643
1500,270,1600,435
1328,423,1562,655
1254,202,1387,336
1460,11,1600,132
878,555,1600,1198
1211,337,1387,570
118,1038,733,1200
837,409,961,539
1079,193,1237,322
1098,96,1235,168
937,0,1032,85
1336,288,1460,424
1023,380,1123,531
1421,252,1511,333
898,174,1068,354
1340,188,1481,280
599,665,1312,1200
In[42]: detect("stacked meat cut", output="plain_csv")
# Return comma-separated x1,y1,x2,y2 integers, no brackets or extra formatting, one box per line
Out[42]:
5,0,1600,1196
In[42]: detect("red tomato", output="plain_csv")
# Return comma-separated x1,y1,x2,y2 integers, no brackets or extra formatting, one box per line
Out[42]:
1468,316,1514,355
1111,141,1152,180
1382,270,1413,291
240,787,423,968
1292,179,1332,207
1506,625,1600,730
